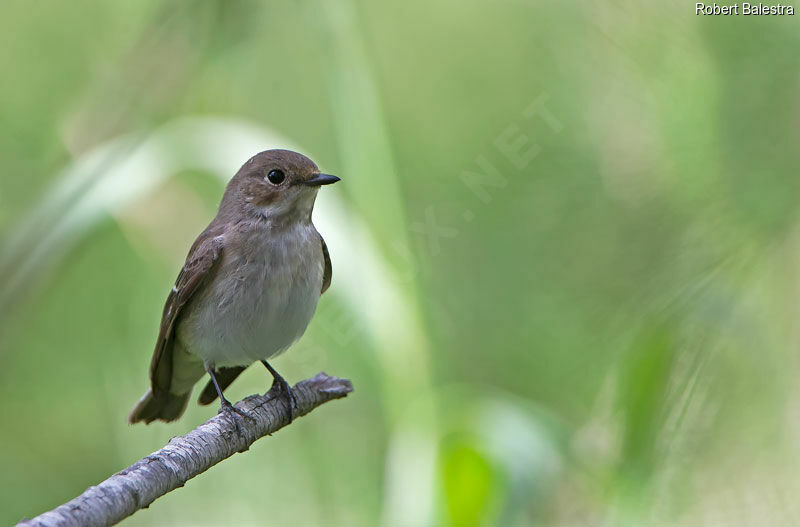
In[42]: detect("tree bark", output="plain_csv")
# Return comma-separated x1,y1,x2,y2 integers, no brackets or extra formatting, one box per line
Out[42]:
18,373,353,527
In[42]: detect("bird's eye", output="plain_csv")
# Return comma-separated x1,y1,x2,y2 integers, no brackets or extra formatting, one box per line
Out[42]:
266,169,285,185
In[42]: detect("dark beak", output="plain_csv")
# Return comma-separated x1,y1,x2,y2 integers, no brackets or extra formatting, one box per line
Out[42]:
304,173,340,187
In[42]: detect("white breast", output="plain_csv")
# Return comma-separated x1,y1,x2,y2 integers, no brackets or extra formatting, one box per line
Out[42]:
177,223,324,367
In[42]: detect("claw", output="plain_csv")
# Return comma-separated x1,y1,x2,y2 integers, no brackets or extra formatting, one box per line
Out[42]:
206,362,254,442
219,400,254,441
266,377,296,422
261,360,296,423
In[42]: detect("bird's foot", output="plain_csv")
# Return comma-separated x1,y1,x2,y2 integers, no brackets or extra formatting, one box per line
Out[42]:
219,399,255,440
266,376,297,423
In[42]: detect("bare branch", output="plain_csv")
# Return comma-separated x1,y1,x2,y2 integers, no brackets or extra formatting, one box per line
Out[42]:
18,373,354,527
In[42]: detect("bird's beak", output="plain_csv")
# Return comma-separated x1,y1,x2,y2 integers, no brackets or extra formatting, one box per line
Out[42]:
304,173,340,187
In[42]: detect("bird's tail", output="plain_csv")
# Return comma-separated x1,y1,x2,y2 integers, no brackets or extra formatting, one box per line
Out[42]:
128,388,191,424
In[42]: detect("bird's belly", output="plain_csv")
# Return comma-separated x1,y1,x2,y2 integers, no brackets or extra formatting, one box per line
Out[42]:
177,231,323,367
212,283,319,366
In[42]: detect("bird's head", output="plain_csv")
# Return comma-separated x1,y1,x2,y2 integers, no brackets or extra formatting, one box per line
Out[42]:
222,149,339,224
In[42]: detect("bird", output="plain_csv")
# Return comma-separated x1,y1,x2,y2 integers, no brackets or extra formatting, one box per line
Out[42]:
128,149,339,425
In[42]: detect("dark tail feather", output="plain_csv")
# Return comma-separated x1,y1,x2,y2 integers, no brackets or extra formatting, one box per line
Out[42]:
198,366,248,405
128,388,191,424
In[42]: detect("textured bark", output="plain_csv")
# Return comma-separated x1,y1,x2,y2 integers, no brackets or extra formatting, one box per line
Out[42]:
18,373,353,527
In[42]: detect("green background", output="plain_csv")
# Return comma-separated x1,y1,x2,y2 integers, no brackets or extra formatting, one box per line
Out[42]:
2,1,799,525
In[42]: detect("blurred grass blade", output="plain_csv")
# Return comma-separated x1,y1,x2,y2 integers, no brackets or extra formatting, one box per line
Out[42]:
314,2,439,525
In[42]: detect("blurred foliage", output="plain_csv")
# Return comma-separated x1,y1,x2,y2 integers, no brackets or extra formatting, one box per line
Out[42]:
440,438,495,526
2,0,800,526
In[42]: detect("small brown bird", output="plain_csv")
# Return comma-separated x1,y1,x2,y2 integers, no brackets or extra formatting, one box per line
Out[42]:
129,149,339,424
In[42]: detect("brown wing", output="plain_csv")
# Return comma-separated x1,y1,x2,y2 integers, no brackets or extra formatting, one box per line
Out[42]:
320,235,332,294
149,231,225,396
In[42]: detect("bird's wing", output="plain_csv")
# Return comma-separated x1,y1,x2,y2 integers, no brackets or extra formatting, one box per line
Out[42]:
149,229,225,396
320,235,332,294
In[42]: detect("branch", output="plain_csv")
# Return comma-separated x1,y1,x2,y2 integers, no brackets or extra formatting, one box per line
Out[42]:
18,373,354,527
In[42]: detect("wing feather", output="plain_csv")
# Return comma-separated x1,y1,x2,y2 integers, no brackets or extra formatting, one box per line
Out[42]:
149,232,225,395
320,235,332,294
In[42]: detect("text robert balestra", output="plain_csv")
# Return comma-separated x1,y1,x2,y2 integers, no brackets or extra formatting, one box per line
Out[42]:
696,3,795,14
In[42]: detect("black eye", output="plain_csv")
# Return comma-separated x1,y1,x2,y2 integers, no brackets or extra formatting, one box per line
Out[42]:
267,169,285,185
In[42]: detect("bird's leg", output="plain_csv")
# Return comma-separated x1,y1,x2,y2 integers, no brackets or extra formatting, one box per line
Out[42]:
204,363,254,438
261,360,297,423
